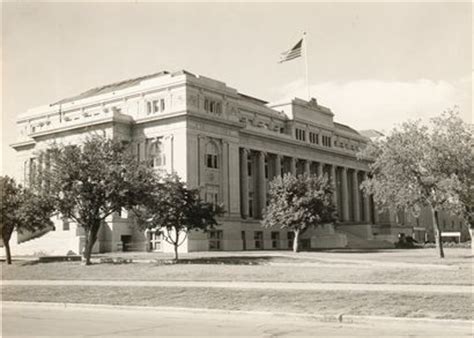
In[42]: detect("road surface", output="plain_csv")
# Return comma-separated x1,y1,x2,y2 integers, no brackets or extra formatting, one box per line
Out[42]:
2,302,472,337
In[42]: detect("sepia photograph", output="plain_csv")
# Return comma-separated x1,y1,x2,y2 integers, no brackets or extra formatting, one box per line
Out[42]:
1,1,472,337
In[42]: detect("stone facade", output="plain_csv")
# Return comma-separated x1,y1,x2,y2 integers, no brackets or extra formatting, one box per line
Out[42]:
9,70,466,255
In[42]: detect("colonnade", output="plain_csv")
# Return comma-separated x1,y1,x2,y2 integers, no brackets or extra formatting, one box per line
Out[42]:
239,148,375,224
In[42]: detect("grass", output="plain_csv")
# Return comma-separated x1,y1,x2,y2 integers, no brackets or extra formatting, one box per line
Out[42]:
2,249,472,285
2,285,471,320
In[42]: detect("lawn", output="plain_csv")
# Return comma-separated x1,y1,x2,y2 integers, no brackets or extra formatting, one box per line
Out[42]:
2,285,471,320
2,248,472,286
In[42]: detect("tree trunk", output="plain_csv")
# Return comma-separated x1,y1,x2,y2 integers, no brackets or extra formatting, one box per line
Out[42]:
173,231,179,262
173,243,179,262
293,229,300,253
431,207,445,258
82,225,99,265
469,227,473,251
4,239,12,265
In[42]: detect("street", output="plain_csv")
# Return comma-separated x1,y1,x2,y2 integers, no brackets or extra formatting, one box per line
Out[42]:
2,302,472,337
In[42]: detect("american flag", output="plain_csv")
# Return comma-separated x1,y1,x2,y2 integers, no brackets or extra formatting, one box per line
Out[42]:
279,38,303,63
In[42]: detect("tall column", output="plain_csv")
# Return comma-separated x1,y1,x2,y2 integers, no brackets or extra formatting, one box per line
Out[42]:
290,157,297,176
330,165,338,209
352,170,361,222
240,148,249,218
317,162,324,177
341,167,350,222
274,154,282,178
257,151,267,218
221,141,229,214
304,160,311,175
363,172,371,223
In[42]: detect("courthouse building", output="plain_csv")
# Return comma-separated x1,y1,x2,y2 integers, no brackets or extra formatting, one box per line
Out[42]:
8,70,466,255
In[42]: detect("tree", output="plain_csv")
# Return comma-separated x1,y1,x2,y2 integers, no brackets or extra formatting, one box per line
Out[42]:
262,173,336,252
134,173,224,261
42,135,157,265
359,109,473,258
0,176,54,264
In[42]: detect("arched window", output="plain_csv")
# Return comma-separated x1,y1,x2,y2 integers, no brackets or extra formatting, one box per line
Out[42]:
205,142,219,169
148,138,166,168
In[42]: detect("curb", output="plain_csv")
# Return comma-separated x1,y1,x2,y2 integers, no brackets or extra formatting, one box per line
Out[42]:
2,301,472,326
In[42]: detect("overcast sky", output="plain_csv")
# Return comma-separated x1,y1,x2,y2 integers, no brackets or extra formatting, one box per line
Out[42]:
2,2,472,176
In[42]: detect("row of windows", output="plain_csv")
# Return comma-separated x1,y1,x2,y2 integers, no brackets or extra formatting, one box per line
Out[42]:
146,99,166,115
309,132,319,144
295,128,306,141
204,98,222,114
322,135,332,147
296,128,332,148
208,230,301,250
334,140,359,151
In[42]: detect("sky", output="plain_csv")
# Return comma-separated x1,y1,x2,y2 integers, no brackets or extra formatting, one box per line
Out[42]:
2,1,472,176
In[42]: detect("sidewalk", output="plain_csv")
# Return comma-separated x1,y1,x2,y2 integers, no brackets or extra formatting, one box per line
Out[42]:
3,301,473,337
2,279,472,294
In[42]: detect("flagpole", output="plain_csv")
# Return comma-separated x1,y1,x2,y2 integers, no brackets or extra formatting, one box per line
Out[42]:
303,32,310,101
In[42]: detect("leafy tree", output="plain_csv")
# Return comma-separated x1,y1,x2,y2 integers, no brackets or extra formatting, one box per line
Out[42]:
262,173,336,252
359,109,473,258
0,176,54,264
41,135,157,265
134,173,224,261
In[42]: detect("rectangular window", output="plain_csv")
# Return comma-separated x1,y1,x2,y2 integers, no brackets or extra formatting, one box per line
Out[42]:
254,231,263,250
271,232,280,249
206,154,218,169
160,98,165,112
146,101,152,114
210,101,215,113
153,100,159,113
287,232,295,249
63,220,70,231
209,230,223,250
247,157,252,176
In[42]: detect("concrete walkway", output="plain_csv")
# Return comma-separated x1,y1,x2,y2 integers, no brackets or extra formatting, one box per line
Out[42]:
2,279,471,294
3,301,473,337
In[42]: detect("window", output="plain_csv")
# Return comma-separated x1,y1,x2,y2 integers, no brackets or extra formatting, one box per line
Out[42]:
322,135,332,147
63,219,70,231
209,230,223,250
287,232,295,249
204,98,222,114
247,155,252,176
271,232,280,249
148,138,166,168
206,154,218,168
264,158,269,179
254,231,263,249
309,132,319,144
205,186,219,208
205,142,219,169
279,127,285,134
295,128,306,141
147,99,164,114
